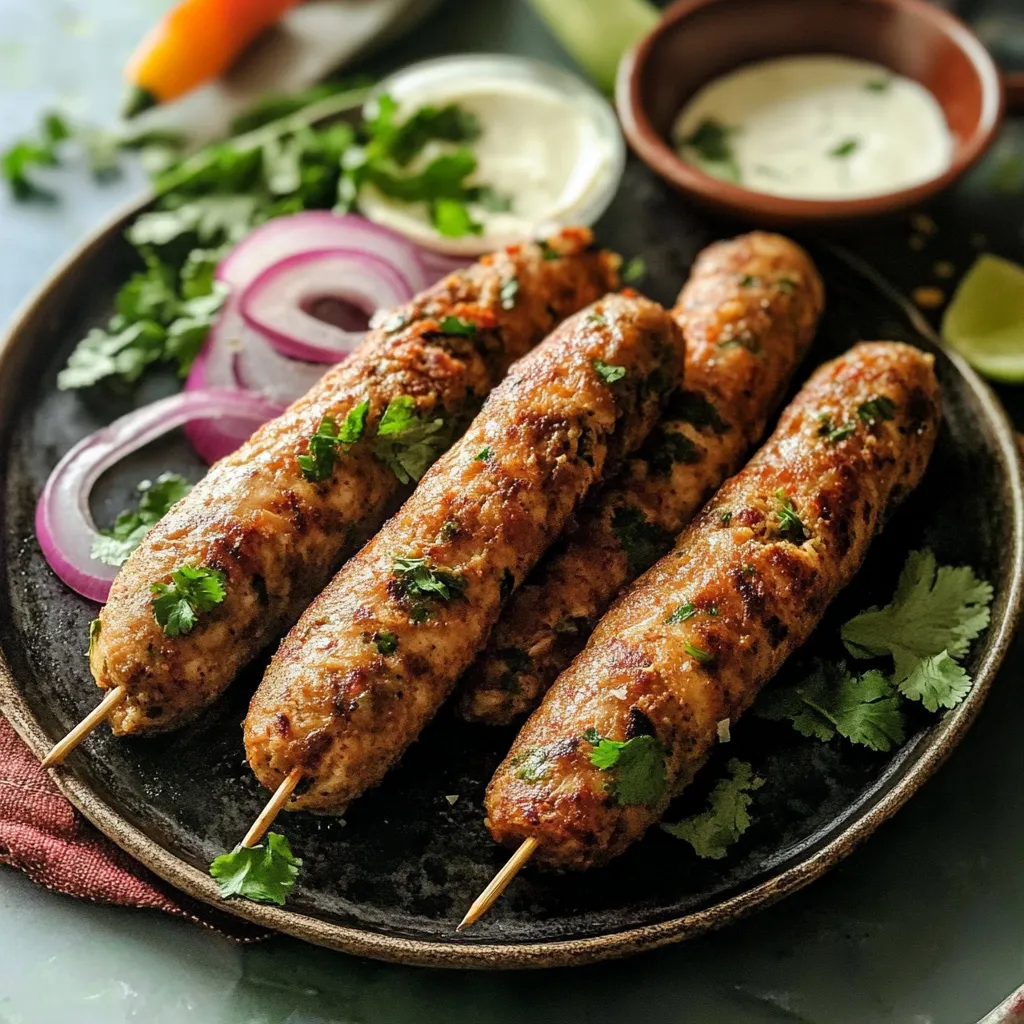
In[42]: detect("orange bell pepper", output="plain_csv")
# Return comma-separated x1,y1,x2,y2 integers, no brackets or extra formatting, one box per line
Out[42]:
123,0,303,117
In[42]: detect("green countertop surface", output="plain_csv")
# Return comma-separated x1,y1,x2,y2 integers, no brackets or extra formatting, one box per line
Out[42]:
2,1,1024,1021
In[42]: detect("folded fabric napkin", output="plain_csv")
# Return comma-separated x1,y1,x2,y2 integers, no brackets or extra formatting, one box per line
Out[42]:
0,715,268,941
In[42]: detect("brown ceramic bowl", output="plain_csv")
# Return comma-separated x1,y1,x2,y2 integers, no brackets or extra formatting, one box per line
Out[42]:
616,0,1006,226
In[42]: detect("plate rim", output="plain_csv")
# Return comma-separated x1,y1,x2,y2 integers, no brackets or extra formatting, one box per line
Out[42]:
0,201,1021,969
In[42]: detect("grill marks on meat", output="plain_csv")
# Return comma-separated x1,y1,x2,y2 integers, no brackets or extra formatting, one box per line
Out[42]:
90,230,619,735
458,233,825,725
244,293,686,812
484,342,941,870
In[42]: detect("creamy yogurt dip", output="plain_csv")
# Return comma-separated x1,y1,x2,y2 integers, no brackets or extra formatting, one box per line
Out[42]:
672,55,953,200
359,55,624,256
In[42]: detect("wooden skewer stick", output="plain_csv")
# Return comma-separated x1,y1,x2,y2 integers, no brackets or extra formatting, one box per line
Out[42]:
241,767,303,848
457,837,538,932
41,686,126,768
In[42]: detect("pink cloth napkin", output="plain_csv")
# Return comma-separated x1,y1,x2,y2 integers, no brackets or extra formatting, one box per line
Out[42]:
0,715,268,941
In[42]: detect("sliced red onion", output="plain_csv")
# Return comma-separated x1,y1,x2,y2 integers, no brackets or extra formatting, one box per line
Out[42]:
416,247,474,282
217,211,432,294
240,248,410,363
36,389,281,602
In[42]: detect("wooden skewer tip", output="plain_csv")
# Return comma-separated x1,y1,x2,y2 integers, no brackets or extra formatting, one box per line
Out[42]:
241,767,303,849
457,837,538,932
41,686,126,768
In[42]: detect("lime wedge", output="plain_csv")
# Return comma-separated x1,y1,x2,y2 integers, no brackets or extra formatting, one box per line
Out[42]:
942,254,1024,382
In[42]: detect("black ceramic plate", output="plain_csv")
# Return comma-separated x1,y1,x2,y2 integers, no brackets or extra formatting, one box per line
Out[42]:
1,163,1021,968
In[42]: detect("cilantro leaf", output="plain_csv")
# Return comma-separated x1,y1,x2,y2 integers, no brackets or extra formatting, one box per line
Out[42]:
371,396,447,484
757,661,907,752
593,359,626,385
587,732,667,807
774,489,808,543
87,618,101,659
374,630,398,656
639,426,700,475
829,137,860,159
623,256,647,284
857,395,896,424
611,505,670,576
432,198,482,238
91,472,192,567
840,549,993,690
435,315,477,337
900,650,973,712
209,832,302,906
662,759,763,859
151,564,227,637
392,555,466,620
298,401,368,482
678,118,741,183
665,602,696,624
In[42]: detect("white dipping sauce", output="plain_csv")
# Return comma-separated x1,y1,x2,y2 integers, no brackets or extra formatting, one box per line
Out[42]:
672,55,953,200
360,78,620,255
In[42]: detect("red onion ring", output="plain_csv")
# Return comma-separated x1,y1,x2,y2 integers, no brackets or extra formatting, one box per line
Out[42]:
239,248,411,364
217,211,431,295
36,389,281,602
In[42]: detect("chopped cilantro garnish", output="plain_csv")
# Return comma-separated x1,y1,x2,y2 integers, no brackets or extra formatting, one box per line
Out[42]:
774,489,808,543
841,549,992,710
432,198,482,237
209,832,301,906
91,472,192,567
665,602,697,624
298,401,368,482
776,277,797,294
865,78,892,93
678,118,741,183
587,731,667,807
720,511,733,526
717,333,760,353
593,359,626,385
611,505,669,576
816,414,857,445
739,274,760,288
87,618,101,658
623,256,647,284
500,275,519,310
371,396,447,484
587,313,610,326
511,745,553,783
662,759,763,859
538,240,561,260
374,630,398,655
684,641,715,665
830,137,860,158
439,519,461,541
857,395,897,424
392,555,466,620
151,564,227,637
474,446,492,462
434,315,477,337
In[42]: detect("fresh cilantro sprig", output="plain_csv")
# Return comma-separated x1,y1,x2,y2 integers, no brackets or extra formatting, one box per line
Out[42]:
757,660,906,752
151,564,227,637
209,832,302,906
585,728,667,807
371,396,447,484
758,549,993,751
841,548,992,710
91,472,192,567
662,759,763,859
298,401,369,483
